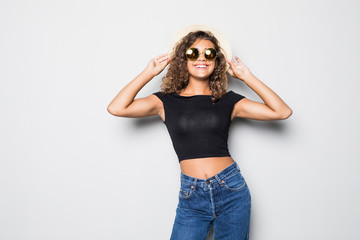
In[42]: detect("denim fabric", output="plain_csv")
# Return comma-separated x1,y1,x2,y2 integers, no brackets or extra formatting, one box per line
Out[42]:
170,161,251,240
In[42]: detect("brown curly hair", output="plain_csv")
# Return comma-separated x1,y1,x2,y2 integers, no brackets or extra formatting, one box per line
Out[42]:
160,31,229,103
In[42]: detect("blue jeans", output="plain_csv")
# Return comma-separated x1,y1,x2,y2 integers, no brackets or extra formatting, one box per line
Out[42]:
170,161,251,240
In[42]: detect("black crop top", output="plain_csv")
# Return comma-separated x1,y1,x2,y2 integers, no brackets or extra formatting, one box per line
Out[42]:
152,90,246,162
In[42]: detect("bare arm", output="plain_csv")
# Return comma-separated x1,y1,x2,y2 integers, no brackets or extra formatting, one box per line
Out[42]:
228,57,293,121
107,54,170,118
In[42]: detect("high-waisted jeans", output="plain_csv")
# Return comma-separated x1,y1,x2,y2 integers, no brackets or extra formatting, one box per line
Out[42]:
170,161,251,240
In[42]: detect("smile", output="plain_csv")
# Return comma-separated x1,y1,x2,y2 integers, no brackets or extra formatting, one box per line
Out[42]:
194,64,209,69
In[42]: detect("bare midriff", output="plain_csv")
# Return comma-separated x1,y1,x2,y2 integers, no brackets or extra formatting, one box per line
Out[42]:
179,156,235,179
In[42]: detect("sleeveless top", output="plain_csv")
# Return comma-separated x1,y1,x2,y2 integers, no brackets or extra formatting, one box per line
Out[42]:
153,90,246,162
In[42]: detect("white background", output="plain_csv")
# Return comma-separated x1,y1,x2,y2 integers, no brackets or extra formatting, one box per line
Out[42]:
1,0,359,239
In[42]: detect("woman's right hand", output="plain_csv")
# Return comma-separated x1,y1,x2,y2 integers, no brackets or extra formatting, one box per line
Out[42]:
145,53,172,77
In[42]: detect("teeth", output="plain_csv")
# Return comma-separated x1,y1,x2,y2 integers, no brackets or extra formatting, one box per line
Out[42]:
195,65,207,68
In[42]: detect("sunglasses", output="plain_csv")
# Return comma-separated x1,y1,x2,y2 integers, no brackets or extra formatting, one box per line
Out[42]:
185,47,217,61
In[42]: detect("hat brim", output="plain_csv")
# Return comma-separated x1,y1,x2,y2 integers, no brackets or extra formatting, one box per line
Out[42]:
168,24,232,68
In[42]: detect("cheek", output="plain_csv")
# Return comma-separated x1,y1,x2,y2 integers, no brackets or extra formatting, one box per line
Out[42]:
187,63,196,74
187,61,191,70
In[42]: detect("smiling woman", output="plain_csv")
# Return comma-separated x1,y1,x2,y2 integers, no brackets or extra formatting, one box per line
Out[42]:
107,24,292,240
161,29,229,103
186,39,216,82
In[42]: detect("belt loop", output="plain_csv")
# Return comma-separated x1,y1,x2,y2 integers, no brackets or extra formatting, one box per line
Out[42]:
215,174,223,186
235,161,240,172
191,178,197,191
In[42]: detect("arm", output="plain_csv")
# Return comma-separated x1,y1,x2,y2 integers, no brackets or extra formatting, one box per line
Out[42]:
227,57,293,121
107,53,170,118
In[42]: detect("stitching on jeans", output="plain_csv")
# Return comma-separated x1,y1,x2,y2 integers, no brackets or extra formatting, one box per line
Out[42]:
179,187,193,199
223,181,246,191
221,168,240,181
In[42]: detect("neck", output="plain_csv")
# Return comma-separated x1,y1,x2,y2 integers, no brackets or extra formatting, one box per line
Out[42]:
181,78,211,95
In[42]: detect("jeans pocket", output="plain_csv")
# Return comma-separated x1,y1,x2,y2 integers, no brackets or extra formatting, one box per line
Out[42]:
222,170,247,191
178,183,194,200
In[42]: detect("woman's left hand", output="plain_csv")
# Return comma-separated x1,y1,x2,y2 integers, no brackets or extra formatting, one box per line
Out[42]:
227,57,252,81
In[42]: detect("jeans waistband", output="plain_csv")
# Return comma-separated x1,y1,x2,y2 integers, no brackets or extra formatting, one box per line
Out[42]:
180,161,240,187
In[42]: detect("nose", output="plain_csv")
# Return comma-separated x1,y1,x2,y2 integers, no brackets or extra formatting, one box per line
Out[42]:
197,52,206,61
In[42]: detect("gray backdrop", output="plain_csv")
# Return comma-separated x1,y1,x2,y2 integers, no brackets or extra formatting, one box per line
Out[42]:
1,0,359,239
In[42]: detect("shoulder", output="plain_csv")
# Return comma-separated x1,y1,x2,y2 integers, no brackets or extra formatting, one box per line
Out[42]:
152,91,177,102
222,90,246,104
227,90,245,98
152,91,166,102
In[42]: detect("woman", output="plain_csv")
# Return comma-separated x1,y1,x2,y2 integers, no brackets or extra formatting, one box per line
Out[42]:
107,25,292,240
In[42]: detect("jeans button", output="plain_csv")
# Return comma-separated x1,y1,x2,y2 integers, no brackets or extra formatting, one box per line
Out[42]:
206,180,210,184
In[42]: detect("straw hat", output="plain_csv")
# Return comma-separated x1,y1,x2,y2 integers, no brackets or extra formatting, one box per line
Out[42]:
168,24,232,61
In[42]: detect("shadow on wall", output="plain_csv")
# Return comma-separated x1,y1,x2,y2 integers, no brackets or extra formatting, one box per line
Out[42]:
127,112,290,240
132,115,162,127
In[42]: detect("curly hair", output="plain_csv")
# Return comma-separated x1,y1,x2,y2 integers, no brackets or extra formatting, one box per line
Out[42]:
160,31,229,103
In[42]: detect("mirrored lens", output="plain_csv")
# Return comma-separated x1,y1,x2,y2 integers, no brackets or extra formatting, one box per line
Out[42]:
186,48,199,61
204,48,217,60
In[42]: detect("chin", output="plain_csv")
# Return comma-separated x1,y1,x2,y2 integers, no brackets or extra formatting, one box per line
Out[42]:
190,76,212,81
188,69,214,80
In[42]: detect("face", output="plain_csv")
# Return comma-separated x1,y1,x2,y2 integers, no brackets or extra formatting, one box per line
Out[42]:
186,39,216,81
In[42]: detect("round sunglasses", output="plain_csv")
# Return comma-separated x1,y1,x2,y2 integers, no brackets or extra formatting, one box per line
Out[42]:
185,47,217,61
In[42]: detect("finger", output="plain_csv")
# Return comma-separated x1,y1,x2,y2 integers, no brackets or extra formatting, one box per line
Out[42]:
152,57,159,64
158,53,170,60
153,55,167,63
228,59,236,68
156,53,168,59
227,60,239,77
226,63,234,73
235,56,243,65
160,59,171,66
154,58,161,64
158,55,170,62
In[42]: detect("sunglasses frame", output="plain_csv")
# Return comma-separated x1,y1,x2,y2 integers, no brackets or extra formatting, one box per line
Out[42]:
185,47,218,61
